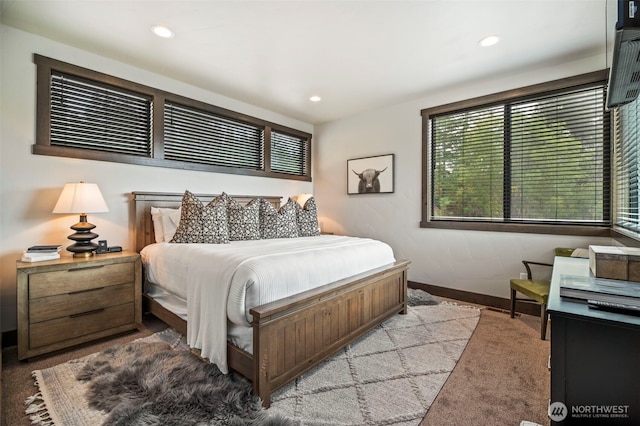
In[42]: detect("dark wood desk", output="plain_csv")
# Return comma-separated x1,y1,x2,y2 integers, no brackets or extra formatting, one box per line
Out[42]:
548,256,640,425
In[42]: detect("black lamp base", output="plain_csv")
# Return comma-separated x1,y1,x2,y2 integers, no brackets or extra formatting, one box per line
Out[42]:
66,214,100,258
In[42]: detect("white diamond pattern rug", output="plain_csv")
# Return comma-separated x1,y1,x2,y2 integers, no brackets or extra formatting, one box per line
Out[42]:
269,303,480,425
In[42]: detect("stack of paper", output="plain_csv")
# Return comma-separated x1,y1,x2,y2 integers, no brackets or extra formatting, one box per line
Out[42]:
21,245,62,262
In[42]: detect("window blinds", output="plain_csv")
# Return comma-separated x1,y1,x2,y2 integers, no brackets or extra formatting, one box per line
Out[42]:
50,72,151,156
510,87,608,223
430,84,609,226
431,105,504,220
164,102,264,170
614,101,640,233
270,131,308,176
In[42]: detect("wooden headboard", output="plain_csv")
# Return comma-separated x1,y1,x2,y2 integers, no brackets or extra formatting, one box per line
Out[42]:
131,191,282,252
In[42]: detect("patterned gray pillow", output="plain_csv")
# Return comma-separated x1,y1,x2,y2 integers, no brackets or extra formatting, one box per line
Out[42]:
170,190,229,244
228,197,261,241
260,198,299,239
296,196,320,237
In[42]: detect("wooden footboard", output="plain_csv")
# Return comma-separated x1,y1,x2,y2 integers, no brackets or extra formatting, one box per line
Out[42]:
247,260,409,407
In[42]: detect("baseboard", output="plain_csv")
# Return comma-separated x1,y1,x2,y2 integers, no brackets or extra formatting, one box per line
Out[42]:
408,281,542,317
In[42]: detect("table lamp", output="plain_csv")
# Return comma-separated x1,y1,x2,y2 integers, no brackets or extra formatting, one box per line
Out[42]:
53,182,109,257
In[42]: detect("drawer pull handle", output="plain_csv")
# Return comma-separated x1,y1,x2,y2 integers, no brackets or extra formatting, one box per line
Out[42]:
70,308,105,318
68,265,105,272
68,287,105,295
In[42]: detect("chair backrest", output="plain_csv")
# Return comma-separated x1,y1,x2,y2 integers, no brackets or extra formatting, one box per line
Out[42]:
555,247,575,257
522,248,578,279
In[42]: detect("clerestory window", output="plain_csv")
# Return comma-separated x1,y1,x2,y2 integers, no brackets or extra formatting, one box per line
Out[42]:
34,54,311,181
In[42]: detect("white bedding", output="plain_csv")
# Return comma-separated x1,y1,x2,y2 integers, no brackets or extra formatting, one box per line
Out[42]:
140,235,396,373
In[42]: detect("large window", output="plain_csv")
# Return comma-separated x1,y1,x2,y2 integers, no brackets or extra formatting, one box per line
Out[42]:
34,54,311,181
421,71,611,236
613,100,640,238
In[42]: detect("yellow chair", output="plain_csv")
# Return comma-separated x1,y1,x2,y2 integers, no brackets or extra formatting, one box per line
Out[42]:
509,248,575,340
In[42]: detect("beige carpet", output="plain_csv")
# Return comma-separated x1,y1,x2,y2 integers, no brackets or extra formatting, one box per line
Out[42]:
23,303,480,425
420,308,551,425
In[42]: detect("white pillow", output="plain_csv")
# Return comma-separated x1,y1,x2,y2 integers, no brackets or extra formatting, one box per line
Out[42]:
150,207,165,243
160,207,181,242
150,207,181,242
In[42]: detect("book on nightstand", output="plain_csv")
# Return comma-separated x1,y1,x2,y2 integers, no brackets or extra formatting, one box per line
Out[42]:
26,245,62,253
21,250,61,262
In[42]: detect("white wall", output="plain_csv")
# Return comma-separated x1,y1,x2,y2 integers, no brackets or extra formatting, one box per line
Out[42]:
313,57,612,299
0,25,313,331
0,23,618,332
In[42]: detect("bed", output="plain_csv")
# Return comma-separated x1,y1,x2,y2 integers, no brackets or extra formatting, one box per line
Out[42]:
132,191,410,407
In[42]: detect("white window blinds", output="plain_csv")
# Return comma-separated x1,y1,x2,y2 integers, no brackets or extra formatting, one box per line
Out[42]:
613,101,640,234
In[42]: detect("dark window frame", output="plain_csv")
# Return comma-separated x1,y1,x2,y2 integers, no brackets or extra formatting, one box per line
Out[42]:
34,54,312,181
421,70,611,237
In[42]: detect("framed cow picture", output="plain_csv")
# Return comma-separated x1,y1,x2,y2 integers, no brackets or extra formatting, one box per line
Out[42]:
347,154,394,194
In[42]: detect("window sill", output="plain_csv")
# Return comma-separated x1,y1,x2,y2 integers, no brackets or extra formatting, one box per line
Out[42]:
612,228,640,247
420,220,611,237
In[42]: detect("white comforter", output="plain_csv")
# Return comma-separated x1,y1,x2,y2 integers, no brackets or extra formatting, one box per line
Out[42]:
140,235,396,373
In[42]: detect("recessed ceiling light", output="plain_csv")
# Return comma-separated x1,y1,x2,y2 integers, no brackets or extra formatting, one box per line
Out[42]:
151,25,174,39
479,35,500,47
309,95,322,102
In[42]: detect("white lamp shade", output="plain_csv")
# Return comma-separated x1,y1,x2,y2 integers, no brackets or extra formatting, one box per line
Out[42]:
52,182,109,214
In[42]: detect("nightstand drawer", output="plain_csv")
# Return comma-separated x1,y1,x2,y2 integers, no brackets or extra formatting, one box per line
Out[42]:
29,262,134,299
30,302,135,349
30,282,134,323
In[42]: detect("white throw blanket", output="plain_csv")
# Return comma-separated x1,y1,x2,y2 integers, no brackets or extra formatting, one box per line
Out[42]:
141,235,396,373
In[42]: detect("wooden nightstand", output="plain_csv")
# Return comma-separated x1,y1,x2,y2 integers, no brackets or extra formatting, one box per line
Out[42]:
17,251,141,360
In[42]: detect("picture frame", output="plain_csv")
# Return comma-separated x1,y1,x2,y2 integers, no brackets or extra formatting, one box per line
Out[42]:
347,154,394,194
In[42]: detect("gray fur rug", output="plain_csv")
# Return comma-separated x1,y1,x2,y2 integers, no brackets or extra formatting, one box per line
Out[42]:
407,287,440,306
76,341,291,425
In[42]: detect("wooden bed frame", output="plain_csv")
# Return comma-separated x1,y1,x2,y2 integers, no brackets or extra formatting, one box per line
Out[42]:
132,191,410,407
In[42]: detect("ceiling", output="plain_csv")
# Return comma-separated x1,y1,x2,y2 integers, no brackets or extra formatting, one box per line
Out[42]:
1,0,614,125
